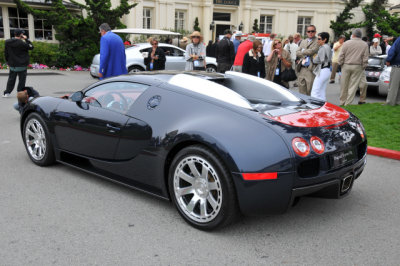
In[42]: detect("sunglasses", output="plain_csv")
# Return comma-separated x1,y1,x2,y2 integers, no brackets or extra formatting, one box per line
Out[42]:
307,30,316,33
318,38,322,40
152,43,158,45
192,36,200,39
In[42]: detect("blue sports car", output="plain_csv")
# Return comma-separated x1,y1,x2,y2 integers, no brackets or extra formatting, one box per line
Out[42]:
20,71,367,230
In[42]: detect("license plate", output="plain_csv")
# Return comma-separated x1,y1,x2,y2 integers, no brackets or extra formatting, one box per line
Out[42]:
330,149,355,169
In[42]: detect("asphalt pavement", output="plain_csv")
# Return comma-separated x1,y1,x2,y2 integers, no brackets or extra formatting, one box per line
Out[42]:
0,71,398,265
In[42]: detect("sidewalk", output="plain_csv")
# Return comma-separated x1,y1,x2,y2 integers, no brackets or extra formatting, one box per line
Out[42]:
0,69,70,76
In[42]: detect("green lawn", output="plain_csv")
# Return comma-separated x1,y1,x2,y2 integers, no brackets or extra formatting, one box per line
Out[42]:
343,103,400,151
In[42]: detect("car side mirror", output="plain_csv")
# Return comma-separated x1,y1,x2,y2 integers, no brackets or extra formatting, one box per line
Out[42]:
70,91,83,102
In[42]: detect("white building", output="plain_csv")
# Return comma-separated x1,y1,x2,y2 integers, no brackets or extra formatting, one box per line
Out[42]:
0,0,399,42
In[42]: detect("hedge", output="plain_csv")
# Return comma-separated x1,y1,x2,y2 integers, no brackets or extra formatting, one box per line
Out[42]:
0,40,91,68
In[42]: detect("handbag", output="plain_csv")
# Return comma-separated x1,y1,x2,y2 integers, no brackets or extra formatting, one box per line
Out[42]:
281,68,297,82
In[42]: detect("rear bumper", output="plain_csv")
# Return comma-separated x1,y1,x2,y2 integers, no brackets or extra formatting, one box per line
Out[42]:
232,154,367,216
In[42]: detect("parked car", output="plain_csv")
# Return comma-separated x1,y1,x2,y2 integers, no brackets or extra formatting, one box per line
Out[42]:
365,55,387,93
20,71,367,230
90,43,218,77
378,65,391,96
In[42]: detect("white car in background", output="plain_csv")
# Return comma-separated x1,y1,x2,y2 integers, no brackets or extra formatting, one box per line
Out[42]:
378,66,391,96
90,43,218,77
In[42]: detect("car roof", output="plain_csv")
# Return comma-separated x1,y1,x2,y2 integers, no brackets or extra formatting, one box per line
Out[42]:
127,43,185,51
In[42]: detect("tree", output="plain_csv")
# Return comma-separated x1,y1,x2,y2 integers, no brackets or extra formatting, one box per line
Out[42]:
329,0,362,39
13,0,136,67
193,17,201,32
361,0,399,39
252,19,259,33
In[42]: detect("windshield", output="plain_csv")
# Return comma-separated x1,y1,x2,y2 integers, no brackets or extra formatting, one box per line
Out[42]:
368,57,384,66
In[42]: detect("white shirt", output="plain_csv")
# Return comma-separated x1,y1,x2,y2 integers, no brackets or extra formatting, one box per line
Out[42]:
263,38,273,56
284,42,298,60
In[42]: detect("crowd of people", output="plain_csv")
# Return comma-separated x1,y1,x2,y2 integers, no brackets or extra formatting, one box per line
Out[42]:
199,26,399,106
2,22,399,108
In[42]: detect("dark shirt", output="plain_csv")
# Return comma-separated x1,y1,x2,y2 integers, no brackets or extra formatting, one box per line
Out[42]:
5,38,34,67
242,50,266,78
144,47,166,71
216,37,235,65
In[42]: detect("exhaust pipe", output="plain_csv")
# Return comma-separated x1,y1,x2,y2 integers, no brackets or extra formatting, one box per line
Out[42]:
341,175,353,193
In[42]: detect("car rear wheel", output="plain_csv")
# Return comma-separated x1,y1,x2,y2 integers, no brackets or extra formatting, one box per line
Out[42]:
23,113,55,166
206,65,217,73
169,145,238,230
128,66,144,73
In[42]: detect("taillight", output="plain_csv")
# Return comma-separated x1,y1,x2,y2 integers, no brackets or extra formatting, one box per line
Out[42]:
292,137,310,157
356,123,365,139
310,136,325,154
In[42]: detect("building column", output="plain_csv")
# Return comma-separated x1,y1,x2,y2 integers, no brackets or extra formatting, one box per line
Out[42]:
203,1,213,42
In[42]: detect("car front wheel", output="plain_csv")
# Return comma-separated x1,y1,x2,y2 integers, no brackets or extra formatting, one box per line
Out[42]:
128,66,144,73
206,65,217,73
169,145,238,230
23,113,55,166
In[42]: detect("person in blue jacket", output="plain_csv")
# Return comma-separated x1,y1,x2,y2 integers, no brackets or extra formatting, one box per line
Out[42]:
98,23,127,79
385,36,400,106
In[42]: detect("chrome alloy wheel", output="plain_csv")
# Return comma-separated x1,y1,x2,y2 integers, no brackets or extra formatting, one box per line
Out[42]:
173,156,222,223
25,119,47,161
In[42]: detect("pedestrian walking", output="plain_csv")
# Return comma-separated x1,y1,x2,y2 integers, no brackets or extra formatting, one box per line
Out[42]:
242,40,265,78
330,35,345,84
338,28,369,106
98,23,127,79
295,25,319,95
385,36,400,106
266,38,292,88
311,32,331,101
185,31,206,71
144,38,166,71
215,29,235,73
232,35,255,72
3,29,34,98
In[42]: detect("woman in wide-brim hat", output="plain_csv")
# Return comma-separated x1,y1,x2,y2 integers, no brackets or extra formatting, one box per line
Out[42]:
185,31,206,71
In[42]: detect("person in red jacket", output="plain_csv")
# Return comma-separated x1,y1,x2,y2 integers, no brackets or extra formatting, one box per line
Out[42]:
232,35,255,72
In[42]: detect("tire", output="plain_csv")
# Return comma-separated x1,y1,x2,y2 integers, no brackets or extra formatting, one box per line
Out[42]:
128,66,144,73
23,113,55,166
206,65,217,73
168,145,238,230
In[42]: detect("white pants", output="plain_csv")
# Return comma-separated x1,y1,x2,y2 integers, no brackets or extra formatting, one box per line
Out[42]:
311,68,331,101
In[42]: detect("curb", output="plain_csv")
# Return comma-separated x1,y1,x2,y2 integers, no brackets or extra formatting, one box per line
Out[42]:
367,146,400,160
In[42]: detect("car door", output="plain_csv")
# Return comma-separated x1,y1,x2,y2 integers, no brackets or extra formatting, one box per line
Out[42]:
162,46,186,70
53,82,147,160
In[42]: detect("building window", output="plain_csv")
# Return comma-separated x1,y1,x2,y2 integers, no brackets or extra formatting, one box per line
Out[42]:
260,15,273,33
143,8,152,29
297,17,312,36
8,7,29,37
0,7,4,38
175,11,185,31
34,18,53,40
213,12,231,21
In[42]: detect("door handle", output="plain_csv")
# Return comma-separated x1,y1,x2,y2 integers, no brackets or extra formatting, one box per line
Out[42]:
106,123,121,133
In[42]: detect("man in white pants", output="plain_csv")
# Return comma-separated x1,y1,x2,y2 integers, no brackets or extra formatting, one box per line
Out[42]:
311,32,331,101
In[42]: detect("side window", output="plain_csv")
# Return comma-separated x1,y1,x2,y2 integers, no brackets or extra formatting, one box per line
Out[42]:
161,47,172,56
172,48,184,57
83,82,149,114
